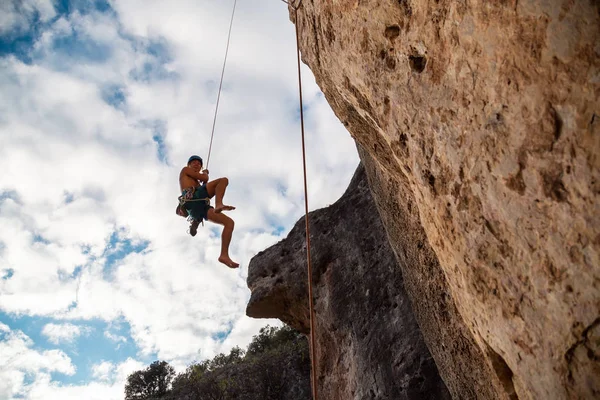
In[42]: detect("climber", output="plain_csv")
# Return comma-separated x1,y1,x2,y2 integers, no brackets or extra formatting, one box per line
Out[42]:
178,155,239,269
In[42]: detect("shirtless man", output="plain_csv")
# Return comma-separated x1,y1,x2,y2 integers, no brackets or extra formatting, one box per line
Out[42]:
179,155,239,269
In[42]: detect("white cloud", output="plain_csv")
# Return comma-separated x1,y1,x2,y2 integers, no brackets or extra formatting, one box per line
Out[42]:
0,0,56,36
41,323,91,345
91,361,114,381
0,323,146,399
0,325,75,399
15,358,147,400
104,330,127,344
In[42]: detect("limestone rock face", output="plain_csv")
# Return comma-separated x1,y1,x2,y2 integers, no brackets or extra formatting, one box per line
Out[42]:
287,1,600,399
247,164,451,400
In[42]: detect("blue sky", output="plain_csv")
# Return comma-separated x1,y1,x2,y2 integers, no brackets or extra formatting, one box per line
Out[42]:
0,0,358,398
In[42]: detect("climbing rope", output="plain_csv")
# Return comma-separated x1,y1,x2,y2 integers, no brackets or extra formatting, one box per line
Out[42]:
205,1,317,397
205,0,238,169
287,1,319,400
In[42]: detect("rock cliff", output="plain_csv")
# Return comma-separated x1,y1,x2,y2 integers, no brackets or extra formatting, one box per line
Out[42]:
247,164,451,400
281,1,599,399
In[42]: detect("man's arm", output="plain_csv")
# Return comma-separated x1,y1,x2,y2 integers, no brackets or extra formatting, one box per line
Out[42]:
182,167,209,183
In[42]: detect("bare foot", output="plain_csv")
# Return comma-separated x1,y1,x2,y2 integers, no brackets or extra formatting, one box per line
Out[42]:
218,256,239,269
214,204,236,213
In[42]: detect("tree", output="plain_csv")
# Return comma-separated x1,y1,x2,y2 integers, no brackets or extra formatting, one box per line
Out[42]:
209,346,245,370
247,325,300,356
127,325,310,400
125,360,175,400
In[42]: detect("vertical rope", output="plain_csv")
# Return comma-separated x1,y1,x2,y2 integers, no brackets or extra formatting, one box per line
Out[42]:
205,0,238,169
293,4,318,400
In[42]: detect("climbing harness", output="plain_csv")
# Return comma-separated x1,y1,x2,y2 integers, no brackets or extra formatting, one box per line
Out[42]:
282,1,319,399
176,186,211,228
205,0,238,170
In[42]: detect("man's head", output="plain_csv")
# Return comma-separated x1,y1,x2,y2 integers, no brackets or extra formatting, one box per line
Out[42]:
188,155,203,171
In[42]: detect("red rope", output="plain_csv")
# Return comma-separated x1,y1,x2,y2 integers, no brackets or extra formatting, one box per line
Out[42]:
292,3,318,400
208,1,317,397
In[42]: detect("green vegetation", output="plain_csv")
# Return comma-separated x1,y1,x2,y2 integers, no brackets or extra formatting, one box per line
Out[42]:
125,325,311,400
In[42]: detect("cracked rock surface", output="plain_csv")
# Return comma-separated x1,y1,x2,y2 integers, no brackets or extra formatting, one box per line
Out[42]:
247,163,451,400
285,1,599,399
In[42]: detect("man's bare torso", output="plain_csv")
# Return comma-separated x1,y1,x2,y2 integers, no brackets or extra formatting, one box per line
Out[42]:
179,168,200,191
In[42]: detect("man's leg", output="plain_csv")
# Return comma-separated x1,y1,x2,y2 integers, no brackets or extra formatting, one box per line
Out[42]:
206,208,239,268
205,178,235,213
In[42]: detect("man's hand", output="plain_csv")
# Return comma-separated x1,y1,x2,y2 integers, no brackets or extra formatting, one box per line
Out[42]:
183,167,209,184
202,169,209,175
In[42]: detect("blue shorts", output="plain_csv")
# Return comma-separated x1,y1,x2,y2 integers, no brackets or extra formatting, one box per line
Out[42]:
181,185,213,221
